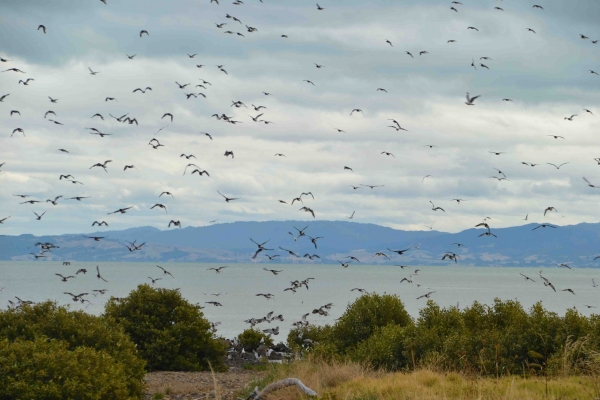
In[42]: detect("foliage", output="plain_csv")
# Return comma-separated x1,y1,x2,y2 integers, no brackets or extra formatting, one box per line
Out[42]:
237,328,274,350
104,284,227,372
297,294,600,376
0,338,137,400
350,324,413,371
0,301,145,397
330,293,413,354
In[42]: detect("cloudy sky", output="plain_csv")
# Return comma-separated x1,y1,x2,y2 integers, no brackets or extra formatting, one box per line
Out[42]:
1,0,599,236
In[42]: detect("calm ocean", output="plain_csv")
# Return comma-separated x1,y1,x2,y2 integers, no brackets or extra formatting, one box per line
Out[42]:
1,261,598,340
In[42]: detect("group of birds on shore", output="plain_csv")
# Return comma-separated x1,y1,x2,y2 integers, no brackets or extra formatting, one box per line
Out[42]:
1,0,600,334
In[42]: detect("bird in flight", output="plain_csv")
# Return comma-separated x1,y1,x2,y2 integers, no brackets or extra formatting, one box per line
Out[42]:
465,92,481,105
218,191,239,202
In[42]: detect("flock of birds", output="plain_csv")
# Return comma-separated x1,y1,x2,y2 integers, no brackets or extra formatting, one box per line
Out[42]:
1,0,600,336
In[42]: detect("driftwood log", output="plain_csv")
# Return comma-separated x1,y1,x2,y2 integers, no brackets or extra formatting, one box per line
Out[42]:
244,378,317,399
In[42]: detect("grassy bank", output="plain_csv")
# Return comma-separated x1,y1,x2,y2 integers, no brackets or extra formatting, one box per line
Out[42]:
243,359,600,399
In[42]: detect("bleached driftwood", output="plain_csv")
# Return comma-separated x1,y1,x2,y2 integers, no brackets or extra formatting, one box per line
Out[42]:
244,378,317,399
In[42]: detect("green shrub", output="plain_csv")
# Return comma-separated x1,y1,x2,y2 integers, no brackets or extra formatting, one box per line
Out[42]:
287,324,333,352
0,338,136,400
0,301,145,397
238,328,274,350
104,284,227,371
331,293,413,353
351,324,413,371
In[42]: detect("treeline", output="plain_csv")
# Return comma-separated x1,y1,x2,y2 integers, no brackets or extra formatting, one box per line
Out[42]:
288,293,600,377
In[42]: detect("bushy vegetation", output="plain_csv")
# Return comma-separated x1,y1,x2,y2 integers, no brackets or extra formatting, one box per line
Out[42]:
237,328,274,350
0,338,137,399
104,284,227,372
0,301,145,399
289,294,600,377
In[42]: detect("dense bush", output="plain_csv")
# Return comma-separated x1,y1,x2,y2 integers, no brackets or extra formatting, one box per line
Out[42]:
330,293,413,354
350,324,413,371
104,284,227,372
297,295,600,376
238,328,274,350
0,301,145,398
0,338,136,400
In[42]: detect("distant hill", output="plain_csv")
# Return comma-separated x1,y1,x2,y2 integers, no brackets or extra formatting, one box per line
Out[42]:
1,220,600,267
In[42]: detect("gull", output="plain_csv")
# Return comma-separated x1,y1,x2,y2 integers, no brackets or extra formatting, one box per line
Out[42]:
344,166,353,172
589,71,599,75
519,273,536,282
564,115,577,121
92,221,108,226
33,211,46,220
592,279,598,288
479,231,497,238
3,68,25,73
350,109,364,115
55,274,75,282
96,266,108,282
148,277,162,284
127,54,136,59
547,162,569,169
157,265,174,278
533,5,543,9
451,243,467,248
162,113,174,122
338,260,351,268
140,30,149,37
377,88,387,93
524,214,529,221
548,135,564,139
0,94,9,102
557,263,572,270
562,289,576,295
38,25,47,34
84,235,106,241
11,128,25,137
430,201,445,212
544,207,557,216
168,220,181,228
151,204,168,213
374,252,390,260
263,268,282,275
64,292,89,302
46,196,62,205
18,78,34,85
218,190,239,202
279,247,300,257
208,266,227,274
388,248,411,256
303,80,315,86
450,7,457,12
467,27,479,31
442,253,460,263
489,151,505,156
89,160,112,172
495,7,504,10
527,28,537,34
417,291,435,300
206,302,223,306
0,216,10,224
316,3,325,10
583,177,600,188
419,51,429,55
532,224,557,230
448,39,456,43
265,255,280,261
107,207,132,215
88,67,99,75
361,184,384,189
451,199,465,204
471,59,477,70
465,92,481,105
348,211,355,219
256,293,274,300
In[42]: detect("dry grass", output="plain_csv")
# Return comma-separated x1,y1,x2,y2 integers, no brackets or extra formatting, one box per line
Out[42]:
243,359,600,400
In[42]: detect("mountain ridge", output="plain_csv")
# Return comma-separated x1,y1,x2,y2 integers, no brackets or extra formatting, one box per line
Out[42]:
1,220,599,266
